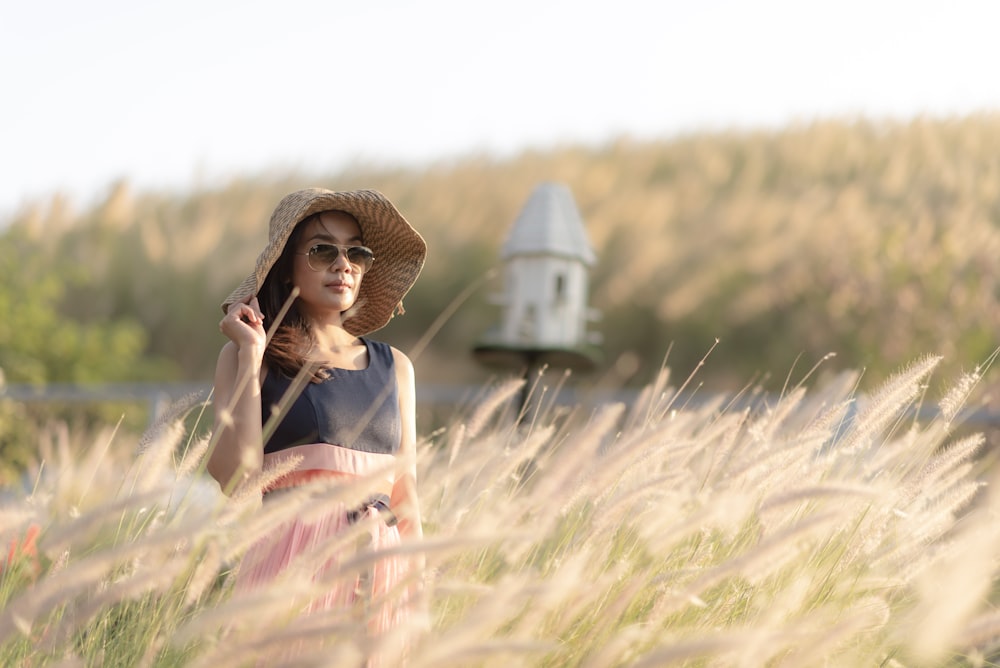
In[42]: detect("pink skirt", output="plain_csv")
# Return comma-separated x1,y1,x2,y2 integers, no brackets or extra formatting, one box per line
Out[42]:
235,443,412,662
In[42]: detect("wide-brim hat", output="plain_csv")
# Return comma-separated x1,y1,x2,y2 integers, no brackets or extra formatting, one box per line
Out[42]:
222,188,426,336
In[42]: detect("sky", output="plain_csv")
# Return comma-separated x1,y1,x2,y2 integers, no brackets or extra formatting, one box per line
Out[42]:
3,0,1000,217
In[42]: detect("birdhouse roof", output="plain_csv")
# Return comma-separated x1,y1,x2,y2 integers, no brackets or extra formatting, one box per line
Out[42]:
501,182,596,265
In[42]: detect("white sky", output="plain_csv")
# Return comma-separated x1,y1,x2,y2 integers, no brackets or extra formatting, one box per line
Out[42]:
3,0,1000,217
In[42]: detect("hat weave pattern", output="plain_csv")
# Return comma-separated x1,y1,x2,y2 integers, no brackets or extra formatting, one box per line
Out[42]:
222,188,426,336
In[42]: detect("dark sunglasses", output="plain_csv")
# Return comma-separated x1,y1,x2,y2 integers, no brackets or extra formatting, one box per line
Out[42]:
297,244,375,273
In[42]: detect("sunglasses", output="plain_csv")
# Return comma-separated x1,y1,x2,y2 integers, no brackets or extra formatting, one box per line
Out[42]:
297,244,375,273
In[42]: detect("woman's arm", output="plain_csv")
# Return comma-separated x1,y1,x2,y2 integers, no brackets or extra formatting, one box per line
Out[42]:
390,347,422,542
389,347,428,623
207,297,267,494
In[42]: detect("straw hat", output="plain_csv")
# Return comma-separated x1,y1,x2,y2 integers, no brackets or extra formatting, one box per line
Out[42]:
222,188,426,336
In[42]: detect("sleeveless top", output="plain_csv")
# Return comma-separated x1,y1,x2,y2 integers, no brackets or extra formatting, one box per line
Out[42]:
260,338,401,455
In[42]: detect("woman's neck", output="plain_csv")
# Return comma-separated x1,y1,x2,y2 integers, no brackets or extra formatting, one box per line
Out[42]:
310,324,361,353
306,326,367,370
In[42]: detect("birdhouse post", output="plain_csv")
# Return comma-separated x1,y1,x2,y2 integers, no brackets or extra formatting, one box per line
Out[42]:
473,182,601,406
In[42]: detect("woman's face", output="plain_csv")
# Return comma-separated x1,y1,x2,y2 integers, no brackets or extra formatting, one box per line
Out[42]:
290,211,368,321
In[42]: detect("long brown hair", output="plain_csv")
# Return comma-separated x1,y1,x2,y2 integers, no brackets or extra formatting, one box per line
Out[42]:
257,215,323,381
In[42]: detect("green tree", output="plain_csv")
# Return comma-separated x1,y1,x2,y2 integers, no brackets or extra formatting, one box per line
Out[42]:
0,226,177,483
0,227,169,384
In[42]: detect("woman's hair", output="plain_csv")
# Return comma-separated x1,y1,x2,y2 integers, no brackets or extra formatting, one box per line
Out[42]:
258,211,360,383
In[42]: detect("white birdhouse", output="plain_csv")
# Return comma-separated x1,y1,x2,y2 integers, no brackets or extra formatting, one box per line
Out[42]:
474,182,601,371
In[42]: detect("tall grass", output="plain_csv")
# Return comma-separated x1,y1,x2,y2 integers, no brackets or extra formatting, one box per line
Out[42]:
1,355,999,666
9,114,1000,388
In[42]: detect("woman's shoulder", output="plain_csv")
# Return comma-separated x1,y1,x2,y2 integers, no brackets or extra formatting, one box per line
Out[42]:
389,346,413,368
364,338,413,377
389,346,414,385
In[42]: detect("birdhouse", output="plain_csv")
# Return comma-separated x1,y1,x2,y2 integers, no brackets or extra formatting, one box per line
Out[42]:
473,182,601,372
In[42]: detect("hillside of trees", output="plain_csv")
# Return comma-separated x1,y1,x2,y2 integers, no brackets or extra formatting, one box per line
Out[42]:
4,113,1000,398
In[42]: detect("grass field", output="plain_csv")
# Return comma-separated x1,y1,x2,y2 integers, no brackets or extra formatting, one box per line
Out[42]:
2,353,999,666
5,112,1000,665
8,115,1000,391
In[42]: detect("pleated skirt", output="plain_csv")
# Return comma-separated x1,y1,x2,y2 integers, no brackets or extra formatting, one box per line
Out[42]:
234,443,412,663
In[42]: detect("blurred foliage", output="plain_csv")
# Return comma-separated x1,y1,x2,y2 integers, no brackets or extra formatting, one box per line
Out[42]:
4,114,1000,394
0,222,175,474
0,224,174,385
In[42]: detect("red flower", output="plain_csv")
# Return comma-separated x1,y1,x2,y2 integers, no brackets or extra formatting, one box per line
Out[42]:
3,523,41,580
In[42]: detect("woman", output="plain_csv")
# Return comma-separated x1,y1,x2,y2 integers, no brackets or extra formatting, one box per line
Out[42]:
208,188,426,660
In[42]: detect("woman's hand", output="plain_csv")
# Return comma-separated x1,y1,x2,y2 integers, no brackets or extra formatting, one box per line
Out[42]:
219,296,266,353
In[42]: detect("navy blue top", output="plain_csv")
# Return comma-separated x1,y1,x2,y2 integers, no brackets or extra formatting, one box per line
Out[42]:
260,338,401,455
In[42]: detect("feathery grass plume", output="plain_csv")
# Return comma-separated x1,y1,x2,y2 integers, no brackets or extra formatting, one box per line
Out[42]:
514,364,552,428
188,616,366,668
0,508,40,538
176,434,211,479
868,490,977,581
497,543,598,634
624,365,672,432
43,554,186,652
760,598,893,667
531,367,575,428
651,340,720,423
954,609,1000,658
938,367,981,423
410,572,555,667
773,351,839,421
485,423,556,495
588,472,690,541
888,480,985,564
172,576,318,645
542,403,625,513
943,460,1000,658
652,511,843,620
895,433,985,511
895,501,1000,664
0,519,203,642
3,354,999,665
800,398,855,447
855,436,985,569
423,432,482,535
578,622,650,668
836,354,941,456
182,540,222,607
183,537,428,666
697,407,751,489
621,469,745,556
30,421,121,513
439,423,555,530
895,449,981,517
747,386,808,445
629,629,776,667
213,479,326,563
920,459,982,510
421,436,502,534
219,450,304,508
447,422,466,467
857,427,925,489
261,507,381,582
36,487,172,557
758,482,881,515
129,417,186,494
722,439,820,505
136,390,209,455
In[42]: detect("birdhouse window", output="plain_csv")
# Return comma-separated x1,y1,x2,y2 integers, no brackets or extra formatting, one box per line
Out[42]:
554,274,565,303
